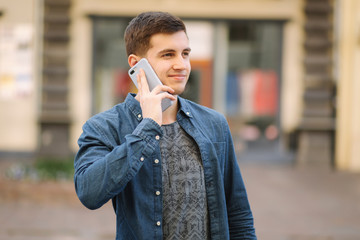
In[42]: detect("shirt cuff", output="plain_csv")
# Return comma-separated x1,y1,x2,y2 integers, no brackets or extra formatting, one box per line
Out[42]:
132,118,163,153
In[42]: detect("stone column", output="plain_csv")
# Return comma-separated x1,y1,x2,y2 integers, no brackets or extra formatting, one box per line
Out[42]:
38,0,72,158
296,0,335,167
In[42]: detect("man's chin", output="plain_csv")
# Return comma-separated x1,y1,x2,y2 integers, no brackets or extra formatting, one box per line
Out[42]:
173,89,186,96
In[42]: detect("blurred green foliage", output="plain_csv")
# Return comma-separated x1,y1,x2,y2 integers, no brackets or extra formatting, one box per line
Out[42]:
34,157,74,180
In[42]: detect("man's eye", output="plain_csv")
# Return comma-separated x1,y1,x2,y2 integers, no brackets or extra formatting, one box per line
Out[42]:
163,53,174,57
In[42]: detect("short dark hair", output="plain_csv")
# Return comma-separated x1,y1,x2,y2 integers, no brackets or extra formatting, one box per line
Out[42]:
124,11,187,56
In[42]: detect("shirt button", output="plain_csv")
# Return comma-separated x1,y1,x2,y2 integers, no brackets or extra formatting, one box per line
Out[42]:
140,157,144,162
155,135,160,140
156,221,161,226
186,112,190,116
155,191,160,196
154,159,159,164
137,114,142,118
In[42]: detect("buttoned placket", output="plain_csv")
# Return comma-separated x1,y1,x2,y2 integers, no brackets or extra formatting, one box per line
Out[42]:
153,136,163,238
134,111,164,238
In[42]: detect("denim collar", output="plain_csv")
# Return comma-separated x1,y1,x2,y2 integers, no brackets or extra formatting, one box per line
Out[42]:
124,93,193,122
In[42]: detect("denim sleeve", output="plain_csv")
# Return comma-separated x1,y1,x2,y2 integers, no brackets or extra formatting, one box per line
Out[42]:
74,117,161,210
222,118,257,239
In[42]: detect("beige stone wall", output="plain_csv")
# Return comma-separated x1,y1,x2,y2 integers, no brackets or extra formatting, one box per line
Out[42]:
335,0,360,171
74,0,298,19
69,0,93,151
0,0,38,152
280,0,305,133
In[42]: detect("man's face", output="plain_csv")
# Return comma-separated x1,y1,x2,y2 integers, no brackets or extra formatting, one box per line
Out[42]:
144,31,191,96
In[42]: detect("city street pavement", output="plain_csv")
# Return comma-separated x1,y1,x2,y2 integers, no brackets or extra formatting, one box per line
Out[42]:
242,163,360,240
1,159,360,240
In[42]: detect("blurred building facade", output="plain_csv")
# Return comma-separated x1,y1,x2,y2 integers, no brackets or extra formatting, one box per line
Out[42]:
0,0,359,171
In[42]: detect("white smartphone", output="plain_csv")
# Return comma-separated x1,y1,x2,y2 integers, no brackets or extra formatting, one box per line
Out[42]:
128,58,174,111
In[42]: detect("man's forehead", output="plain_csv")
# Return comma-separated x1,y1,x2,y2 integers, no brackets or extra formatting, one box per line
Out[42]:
148,31,189,50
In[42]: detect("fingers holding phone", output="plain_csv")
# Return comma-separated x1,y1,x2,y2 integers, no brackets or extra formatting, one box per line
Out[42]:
129,58,175,112
135,68,175,125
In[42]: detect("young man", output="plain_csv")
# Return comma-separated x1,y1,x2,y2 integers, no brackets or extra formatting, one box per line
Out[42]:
74,11,257,240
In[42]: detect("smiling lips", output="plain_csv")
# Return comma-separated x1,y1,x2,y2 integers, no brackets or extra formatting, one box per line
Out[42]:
168,73,187,80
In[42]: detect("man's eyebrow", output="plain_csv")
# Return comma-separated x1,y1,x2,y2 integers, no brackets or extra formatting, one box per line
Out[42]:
157,49,176,55
157,48,192,55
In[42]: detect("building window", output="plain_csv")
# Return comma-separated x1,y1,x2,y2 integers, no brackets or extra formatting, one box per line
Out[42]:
91,16,132,114
225,21,284,159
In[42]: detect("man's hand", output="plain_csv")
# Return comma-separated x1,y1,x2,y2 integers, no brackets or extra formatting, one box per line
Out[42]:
136,69,176,126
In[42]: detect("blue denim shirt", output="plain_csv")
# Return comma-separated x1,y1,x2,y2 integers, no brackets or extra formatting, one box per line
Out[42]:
74,93,256,240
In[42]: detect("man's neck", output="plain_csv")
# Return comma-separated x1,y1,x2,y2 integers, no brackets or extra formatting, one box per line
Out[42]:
162,97,179,125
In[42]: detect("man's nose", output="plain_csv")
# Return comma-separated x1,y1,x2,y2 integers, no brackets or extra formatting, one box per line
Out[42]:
173,56,187,70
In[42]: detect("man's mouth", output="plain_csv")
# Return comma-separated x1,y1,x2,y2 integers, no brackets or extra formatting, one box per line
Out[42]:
168,74,187,80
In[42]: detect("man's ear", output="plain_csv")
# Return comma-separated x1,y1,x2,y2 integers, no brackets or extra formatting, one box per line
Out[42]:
128,54,141,67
